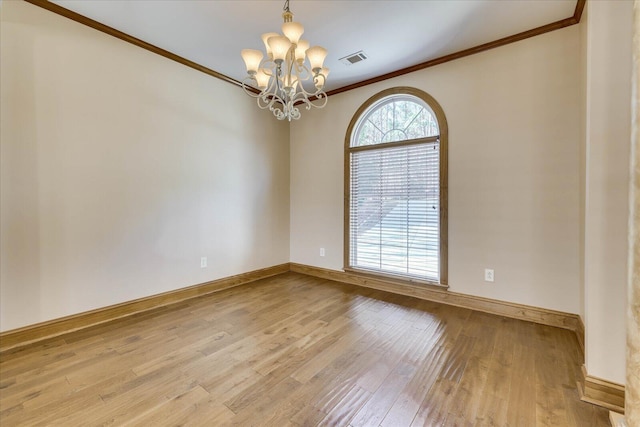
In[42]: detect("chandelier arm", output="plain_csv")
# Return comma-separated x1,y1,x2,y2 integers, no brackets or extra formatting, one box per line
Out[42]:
253,72,284,111
313,72,327,90
241,69,283,103
288,62,327,97
293,61,312,82
263,68,280,96
256,91,284,111
261,58,278,76
282,100,300,121
274,62,287,104
288,89,311,104
241,76,264,98
290,90,328,110
289,76,328,100
290,83,320,98
286,54,296,78
311,91,328,108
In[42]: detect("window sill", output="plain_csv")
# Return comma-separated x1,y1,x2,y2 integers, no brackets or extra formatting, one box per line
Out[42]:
343,267,449,292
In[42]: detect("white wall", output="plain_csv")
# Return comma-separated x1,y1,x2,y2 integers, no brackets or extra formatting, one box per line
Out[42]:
291,26,583,315
1,0,631,390
0,1,290,332
583,0,632,385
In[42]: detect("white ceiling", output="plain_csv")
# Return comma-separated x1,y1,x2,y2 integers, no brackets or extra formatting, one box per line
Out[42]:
51,0,577,93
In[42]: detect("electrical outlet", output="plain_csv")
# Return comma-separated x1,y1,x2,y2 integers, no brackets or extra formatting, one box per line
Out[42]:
320,248,325,257
484,268,494,282
201,257,207,268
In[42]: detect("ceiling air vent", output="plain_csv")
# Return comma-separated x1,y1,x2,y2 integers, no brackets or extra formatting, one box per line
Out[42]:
339,51,368,66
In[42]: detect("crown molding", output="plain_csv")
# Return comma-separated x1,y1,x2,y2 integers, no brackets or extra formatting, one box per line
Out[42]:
23,0,585,97
326,0,586,96
22,0,243,88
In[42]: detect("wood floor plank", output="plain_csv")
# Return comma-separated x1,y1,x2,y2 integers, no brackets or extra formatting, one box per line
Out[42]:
316,385,371,427
289,318,381,384
350,360,417,426
0,374,75,417
81,371,200,426
0,272,610,426
122,385,211,426
506,342,538,426
410,377,459,426
381,342,450,426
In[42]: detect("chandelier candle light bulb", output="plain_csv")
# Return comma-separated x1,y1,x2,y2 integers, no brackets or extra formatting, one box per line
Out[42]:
261,32,279,59
306,46,328,72
268,36,292,63
240,49,263,74
240,0,328,121
295,40,309,63
255,69,271,89
282,21,304,45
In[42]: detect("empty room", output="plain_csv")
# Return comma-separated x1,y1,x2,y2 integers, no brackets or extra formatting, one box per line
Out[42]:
1,0,637,425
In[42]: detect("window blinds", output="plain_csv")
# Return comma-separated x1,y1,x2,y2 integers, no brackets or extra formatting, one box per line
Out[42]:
349,139,440,281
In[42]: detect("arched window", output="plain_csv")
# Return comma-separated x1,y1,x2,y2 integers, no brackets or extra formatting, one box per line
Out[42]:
344,87,448,286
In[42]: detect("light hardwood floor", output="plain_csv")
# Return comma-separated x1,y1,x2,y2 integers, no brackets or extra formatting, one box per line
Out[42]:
0,272,609,426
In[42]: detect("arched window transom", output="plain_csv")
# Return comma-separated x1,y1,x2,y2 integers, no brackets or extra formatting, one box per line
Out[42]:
353,95,439,146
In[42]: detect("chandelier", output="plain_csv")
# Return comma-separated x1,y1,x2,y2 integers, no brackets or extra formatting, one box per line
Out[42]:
240,0,329,121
